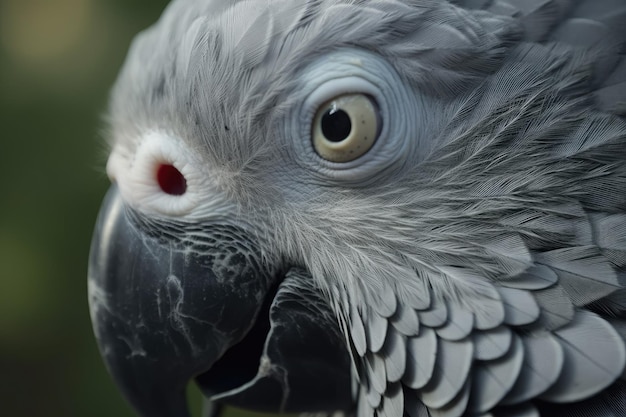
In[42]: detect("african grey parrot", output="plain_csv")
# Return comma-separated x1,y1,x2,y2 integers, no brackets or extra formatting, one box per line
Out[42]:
88,0,626,416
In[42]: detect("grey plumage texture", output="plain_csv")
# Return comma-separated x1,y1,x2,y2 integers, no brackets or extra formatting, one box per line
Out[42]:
105,0,626,416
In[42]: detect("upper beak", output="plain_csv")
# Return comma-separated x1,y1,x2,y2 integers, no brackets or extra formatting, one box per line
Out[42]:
88,186,273,417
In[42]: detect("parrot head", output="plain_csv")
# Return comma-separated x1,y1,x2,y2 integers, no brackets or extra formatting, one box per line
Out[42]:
90,1,626,416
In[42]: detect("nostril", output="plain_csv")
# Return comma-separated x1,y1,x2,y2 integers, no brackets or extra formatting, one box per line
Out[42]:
157,164,187,196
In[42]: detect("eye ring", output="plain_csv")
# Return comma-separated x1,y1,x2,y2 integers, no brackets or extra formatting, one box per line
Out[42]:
312,94,381,163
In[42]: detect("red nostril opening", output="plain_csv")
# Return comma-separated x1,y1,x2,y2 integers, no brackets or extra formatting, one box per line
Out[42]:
157,164,187,196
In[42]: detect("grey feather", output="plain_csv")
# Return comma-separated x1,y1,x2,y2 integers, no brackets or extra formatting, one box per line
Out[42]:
473,326,513,361
435,269,505,331
540,311,626,402
403,328,438,390
456,0,493,10
435,304,474,341
537,381,626,417
428,380,470,417
390,303,420,336
572,0,626,19
382,329,406,383
533,285,575,330
487,0,519,16
351,304,368,357
467,335,524,413
552,113,626,160
379,383,404,417
227,5,274,69
419,302,448,329
499,288,540,326
497,206,592,251
536,247,620,307
365,352,387,395
400,277,431,311
551,18,608,47
498,265,557,290
501,332,564,404
418,338,474,409
478,234,533,278
370,282,398,318
593,290,626,318
367,311,388,354
367,386,382,409
602,57,626,91
594,82,626,116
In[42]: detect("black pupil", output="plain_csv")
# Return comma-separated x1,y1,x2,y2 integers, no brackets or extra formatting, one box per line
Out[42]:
321,108,352,142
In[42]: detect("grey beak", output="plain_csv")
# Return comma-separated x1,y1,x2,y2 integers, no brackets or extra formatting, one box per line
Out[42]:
88,186,273,417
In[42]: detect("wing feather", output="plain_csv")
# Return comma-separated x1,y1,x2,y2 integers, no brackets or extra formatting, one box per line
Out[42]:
403,328,438,390
418,338,474,409
382,329,407,383
499,288,540,326
390,303,420,336
540,311,626,402
467,335,524,413
501,332,564,404
428,380,470,417
367,310,389,353
473,326,513,361
436,304,474,341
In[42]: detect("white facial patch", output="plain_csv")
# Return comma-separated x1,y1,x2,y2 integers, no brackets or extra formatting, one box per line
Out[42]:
106,131,204,217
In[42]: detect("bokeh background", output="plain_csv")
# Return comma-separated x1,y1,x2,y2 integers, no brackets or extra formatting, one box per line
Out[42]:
0,0,224,415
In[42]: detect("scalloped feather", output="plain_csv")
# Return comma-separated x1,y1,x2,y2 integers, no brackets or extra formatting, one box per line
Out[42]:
551,18,608,47
398,277,432,311
390,303,420,336
419,301,448,328
367,311,389,353
436,304,474,341
501,332,564,404
382,329,407,383
418,338,474,408
370,282,398,318
533,285,575,330
351,303,368,357
473,326,513,361
429,380,470,417
468,335,524,413
403,328,438,390
540,311,626,402
499,288,540,326
498,265,558,290
365,352,387,395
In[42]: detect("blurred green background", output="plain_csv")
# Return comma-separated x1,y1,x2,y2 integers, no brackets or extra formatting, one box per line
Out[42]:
0,0,204,415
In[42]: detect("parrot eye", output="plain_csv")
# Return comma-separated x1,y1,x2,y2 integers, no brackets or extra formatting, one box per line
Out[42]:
312,94,380,162
156,163,187,196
